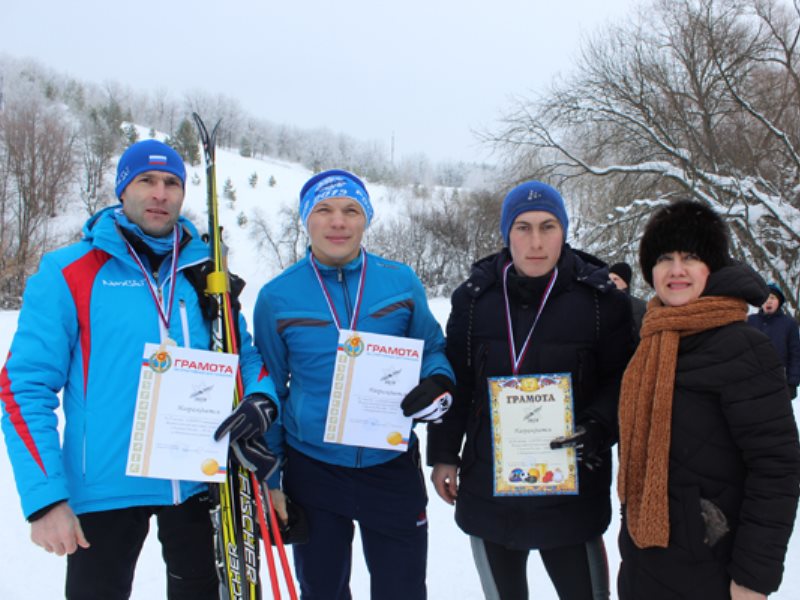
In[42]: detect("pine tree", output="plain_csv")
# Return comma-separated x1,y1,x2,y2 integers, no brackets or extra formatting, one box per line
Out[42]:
249,172,258,188
172,118,200,166
240,136,253,158
223,177,237,208
122,123,139,147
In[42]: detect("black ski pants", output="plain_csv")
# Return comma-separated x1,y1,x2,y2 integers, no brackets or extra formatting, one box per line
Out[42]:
471,535,610,600
65,493,217,600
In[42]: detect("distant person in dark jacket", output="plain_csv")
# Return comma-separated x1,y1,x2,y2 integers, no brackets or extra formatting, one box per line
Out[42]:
747,283,800,399
428,181,634,600
608,262,647,335
617,200,800,600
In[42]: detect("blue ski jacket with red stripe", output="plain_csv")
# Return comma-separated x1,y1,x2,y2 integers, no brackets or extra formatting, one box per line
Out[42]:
0,205,276,518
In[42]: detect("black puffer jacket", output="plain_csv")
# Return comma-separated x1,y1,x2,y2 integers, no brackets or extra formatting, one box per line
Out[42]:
618,265,800,598
427,246,634,550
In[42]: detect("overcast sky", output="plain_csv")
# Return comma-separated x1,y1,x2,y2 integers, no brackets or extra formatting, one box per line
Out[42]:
4,0,640,163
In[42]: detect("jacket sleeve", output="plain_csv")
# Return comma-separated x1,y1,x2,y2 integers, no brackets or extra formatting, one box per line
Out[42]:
406,268,454,383
237,313,278,403
426,286,470,466
723,330,800,595
252,286,288,489
785,318,800,388
579,288,635,440
0,254,74,518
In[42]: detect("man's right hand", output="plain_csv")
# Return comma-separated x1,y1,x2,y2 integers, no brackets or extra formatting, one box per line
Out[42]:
270,488,289,525
431,463,459,505
31,502,90,556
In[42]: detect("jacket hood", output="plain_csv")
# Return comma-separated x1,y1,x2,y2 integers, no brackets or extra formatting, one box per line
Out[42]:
81,205,207,266
703,262,769,308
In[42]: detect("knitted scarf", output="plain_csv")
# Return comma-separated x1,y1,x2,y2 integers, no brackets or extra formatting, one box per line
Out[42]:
617,295,748,548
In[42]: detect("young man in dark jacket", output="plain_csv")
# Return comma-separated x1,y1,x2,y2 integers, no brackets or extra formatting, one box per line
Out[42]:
747,283,800,399
428,181,634,599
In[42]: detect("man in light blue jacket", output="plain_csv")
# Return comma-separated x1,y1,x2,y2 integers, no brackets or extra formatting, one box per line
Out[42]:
252,169,454,599
0,140,277,599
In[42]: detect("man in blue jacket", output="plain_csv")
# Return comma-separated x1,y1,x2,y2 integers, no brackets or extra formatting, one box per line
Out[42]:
0,140,277,599
251,169,454,599
748,283,800,399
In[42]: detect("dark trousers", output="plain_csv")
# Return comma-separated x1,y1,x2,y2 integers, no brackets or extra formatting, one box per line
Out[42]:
471,535,610,600
65,493,217,600
283,445,428,600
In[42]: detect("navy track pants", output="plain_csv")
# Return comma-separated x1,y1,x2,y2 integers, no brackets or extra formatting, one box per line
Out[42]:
283,444,428,600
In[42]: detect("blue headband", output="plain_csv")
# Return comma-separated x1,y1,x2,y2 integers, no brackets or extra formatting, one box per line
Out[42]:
299,169,373,230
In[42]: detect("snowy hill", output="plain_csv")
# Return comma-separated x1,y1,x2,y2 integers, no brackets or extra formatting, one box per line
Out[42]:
1,144,799,599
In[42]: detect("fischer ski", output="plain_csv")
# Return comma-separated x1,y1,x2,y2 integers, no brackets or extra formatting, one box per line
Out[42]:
192,113,298,600
193,113,260,600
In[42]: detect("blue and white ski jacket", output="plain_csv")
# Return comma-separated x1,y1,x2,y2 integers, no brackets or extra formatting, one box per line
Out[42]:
0,206,276,518
253,249,454,488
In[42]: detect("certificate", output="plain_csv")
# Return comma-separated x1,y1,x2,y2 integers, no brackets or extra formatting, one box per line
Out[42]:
488,373,578,496
125,343,239,483
323,329,423,451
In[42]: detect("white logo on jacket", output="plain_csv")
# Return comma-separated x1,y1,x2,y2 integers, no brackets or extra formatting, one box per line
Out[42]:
102,279,146,287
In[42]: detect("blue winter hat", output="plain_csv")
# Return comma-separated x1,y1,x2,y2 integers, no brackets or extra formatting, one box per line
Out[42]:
500,181,569,246
115,140,186,200
767,283,785,307
299,169,373,230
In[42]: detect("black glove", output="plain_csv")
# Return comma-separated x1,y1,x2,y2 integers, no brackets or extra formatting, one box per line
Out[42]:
230,436,280,482
401,374,455,423
549,420,606,471
214,393,277,443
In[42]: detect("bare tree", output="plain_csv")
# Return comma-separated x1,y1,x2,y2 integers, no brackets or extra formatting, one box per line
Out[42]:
248,205,306,272
0,97,76,298
368,188,503,295
490,0,800,314
78,97,125,215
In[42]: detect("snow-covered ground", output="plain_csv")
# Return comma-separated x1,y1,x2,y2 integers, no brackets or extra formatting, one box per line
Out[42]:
1,143,799,598
2,302,800,598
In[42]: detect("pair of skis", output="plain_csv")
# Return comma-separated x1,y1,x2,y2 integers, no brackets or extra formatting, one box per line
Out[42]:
192,113,297,600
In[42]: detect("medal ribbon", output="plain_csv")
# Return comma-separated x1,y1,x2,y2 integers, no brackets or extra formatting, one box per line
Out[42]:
502,262,558,375
309,247,367,331
123,225,181,331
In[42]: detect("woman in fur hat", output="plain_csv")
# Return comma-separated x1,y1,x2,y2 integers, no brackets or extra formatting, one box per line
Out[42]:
617,199,800,599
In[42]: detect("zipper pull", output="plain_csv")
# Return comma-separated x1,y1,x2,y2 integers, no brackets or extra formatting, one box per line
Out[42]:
338,267,343,282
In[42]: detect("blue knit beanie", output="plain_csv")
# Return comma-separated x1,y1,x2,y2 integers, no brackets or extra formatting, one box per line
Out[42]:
115,140,186,200
767,283,785,307
500,181,569,246
299,169,373,231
